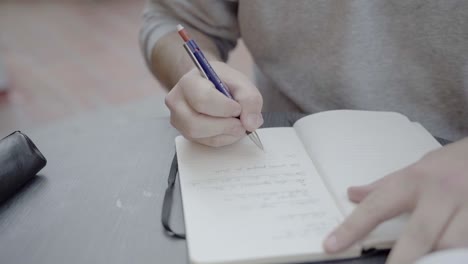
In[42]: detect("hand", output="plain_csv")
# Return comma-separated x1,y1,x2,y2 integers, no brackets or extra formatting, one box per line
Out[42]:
323,137,468,264
165,62,263,147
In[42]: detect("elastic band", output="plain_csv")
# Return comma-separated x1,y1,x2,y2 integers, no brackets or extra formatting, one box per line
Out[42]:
161,153,186,239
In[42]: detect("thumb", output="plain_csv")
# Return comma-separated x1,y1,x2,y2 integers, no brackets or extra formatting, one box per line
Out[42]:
236,93,263,132
213,62,263,131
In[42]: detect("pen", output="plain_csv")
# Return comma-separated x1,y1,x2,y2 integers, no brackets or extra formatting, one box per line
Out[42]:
176,24,264,150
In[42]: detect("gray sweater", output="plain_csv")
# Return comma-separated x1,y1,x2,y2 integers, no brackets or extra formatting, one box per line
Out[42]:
140,0,468,141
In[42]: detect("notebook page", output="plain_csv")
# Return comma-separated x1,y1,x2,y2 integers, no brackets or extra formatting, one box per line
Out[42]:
294,110,441,248
176,128,359,264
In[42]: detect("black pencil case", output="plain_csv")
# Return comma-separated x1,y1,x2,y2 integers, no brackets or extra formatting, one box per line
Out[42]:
0,131,47,203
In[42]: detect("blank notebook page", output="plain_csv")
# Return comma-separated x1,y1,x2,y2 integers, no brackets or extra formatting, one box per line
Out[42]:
176,128,357,264
294,110,441,247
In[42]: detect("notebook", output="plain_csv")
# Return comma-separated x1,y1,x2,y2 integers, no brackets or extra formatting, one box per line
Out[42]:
175,110,442,264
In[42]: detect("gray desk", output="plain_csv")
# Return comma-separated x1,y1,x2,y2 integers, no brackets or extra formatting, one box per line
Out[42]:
0,112,387,264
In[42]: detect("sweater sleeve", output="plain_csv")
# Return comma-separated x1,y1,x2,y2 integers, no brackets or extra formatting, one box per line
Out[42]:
139,0,240,67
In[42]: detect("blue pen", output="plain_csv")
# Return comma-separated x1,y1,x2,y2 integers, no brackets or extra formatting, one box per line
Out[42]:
177,24,264,150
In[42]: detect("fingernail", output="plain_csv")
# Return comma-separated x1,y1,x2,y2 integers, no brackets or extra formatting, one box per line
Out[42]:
246,113,263,129
324,234,340,252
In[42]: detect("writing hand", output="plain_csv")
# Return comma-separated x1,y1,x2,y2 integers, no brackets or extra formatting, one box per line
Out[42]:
165,61,263,147
323,137,468,264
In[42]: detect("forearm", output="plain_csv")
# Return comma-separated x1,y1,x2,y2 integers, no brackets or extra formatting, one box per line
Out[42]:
150,29,222,90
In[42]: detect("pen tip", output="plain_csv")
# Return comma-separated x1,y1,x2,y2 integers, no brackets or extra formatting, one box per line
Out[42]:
248,132,264,151
259,143,265,152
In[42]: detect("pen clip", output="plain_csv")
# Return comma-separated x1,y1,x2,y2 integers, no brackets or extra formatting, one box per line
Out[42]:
183,43,208,79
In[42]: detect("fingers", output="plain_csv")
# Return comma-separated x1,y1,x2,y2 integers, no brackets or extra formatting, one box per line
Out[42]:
214,63,264,131
348,173,395,203
324,174,416,253
181,70,241,117
436,208,468,250
166,89,245,139
347,185,373,203
192,134,244,148
386,192,457,264
166,62,262,147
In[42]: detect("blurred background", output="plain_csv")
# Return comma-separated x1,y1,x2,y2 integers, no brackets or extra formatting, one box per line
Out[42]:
0,0,253,136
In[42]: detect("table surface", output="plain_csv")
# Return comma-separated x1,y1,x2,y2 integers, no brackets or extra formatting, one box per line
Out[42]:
0,111,388,264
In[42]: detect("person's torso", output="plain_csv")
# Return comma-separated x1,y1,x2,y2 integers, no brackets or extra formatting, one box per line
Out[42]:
238,0,468,140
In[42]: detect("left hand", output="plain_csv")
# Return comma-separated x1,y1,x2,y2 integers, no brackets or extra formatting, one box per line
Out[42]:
323,137,468,264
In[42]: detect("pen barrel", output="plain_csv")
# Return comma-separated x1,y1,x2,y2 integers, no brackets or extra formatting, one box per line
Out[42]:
187,40,233,99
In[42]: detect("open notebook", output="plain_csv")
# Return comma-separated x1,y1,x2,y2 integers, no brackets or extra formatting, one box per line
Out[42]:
175,110,442,264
